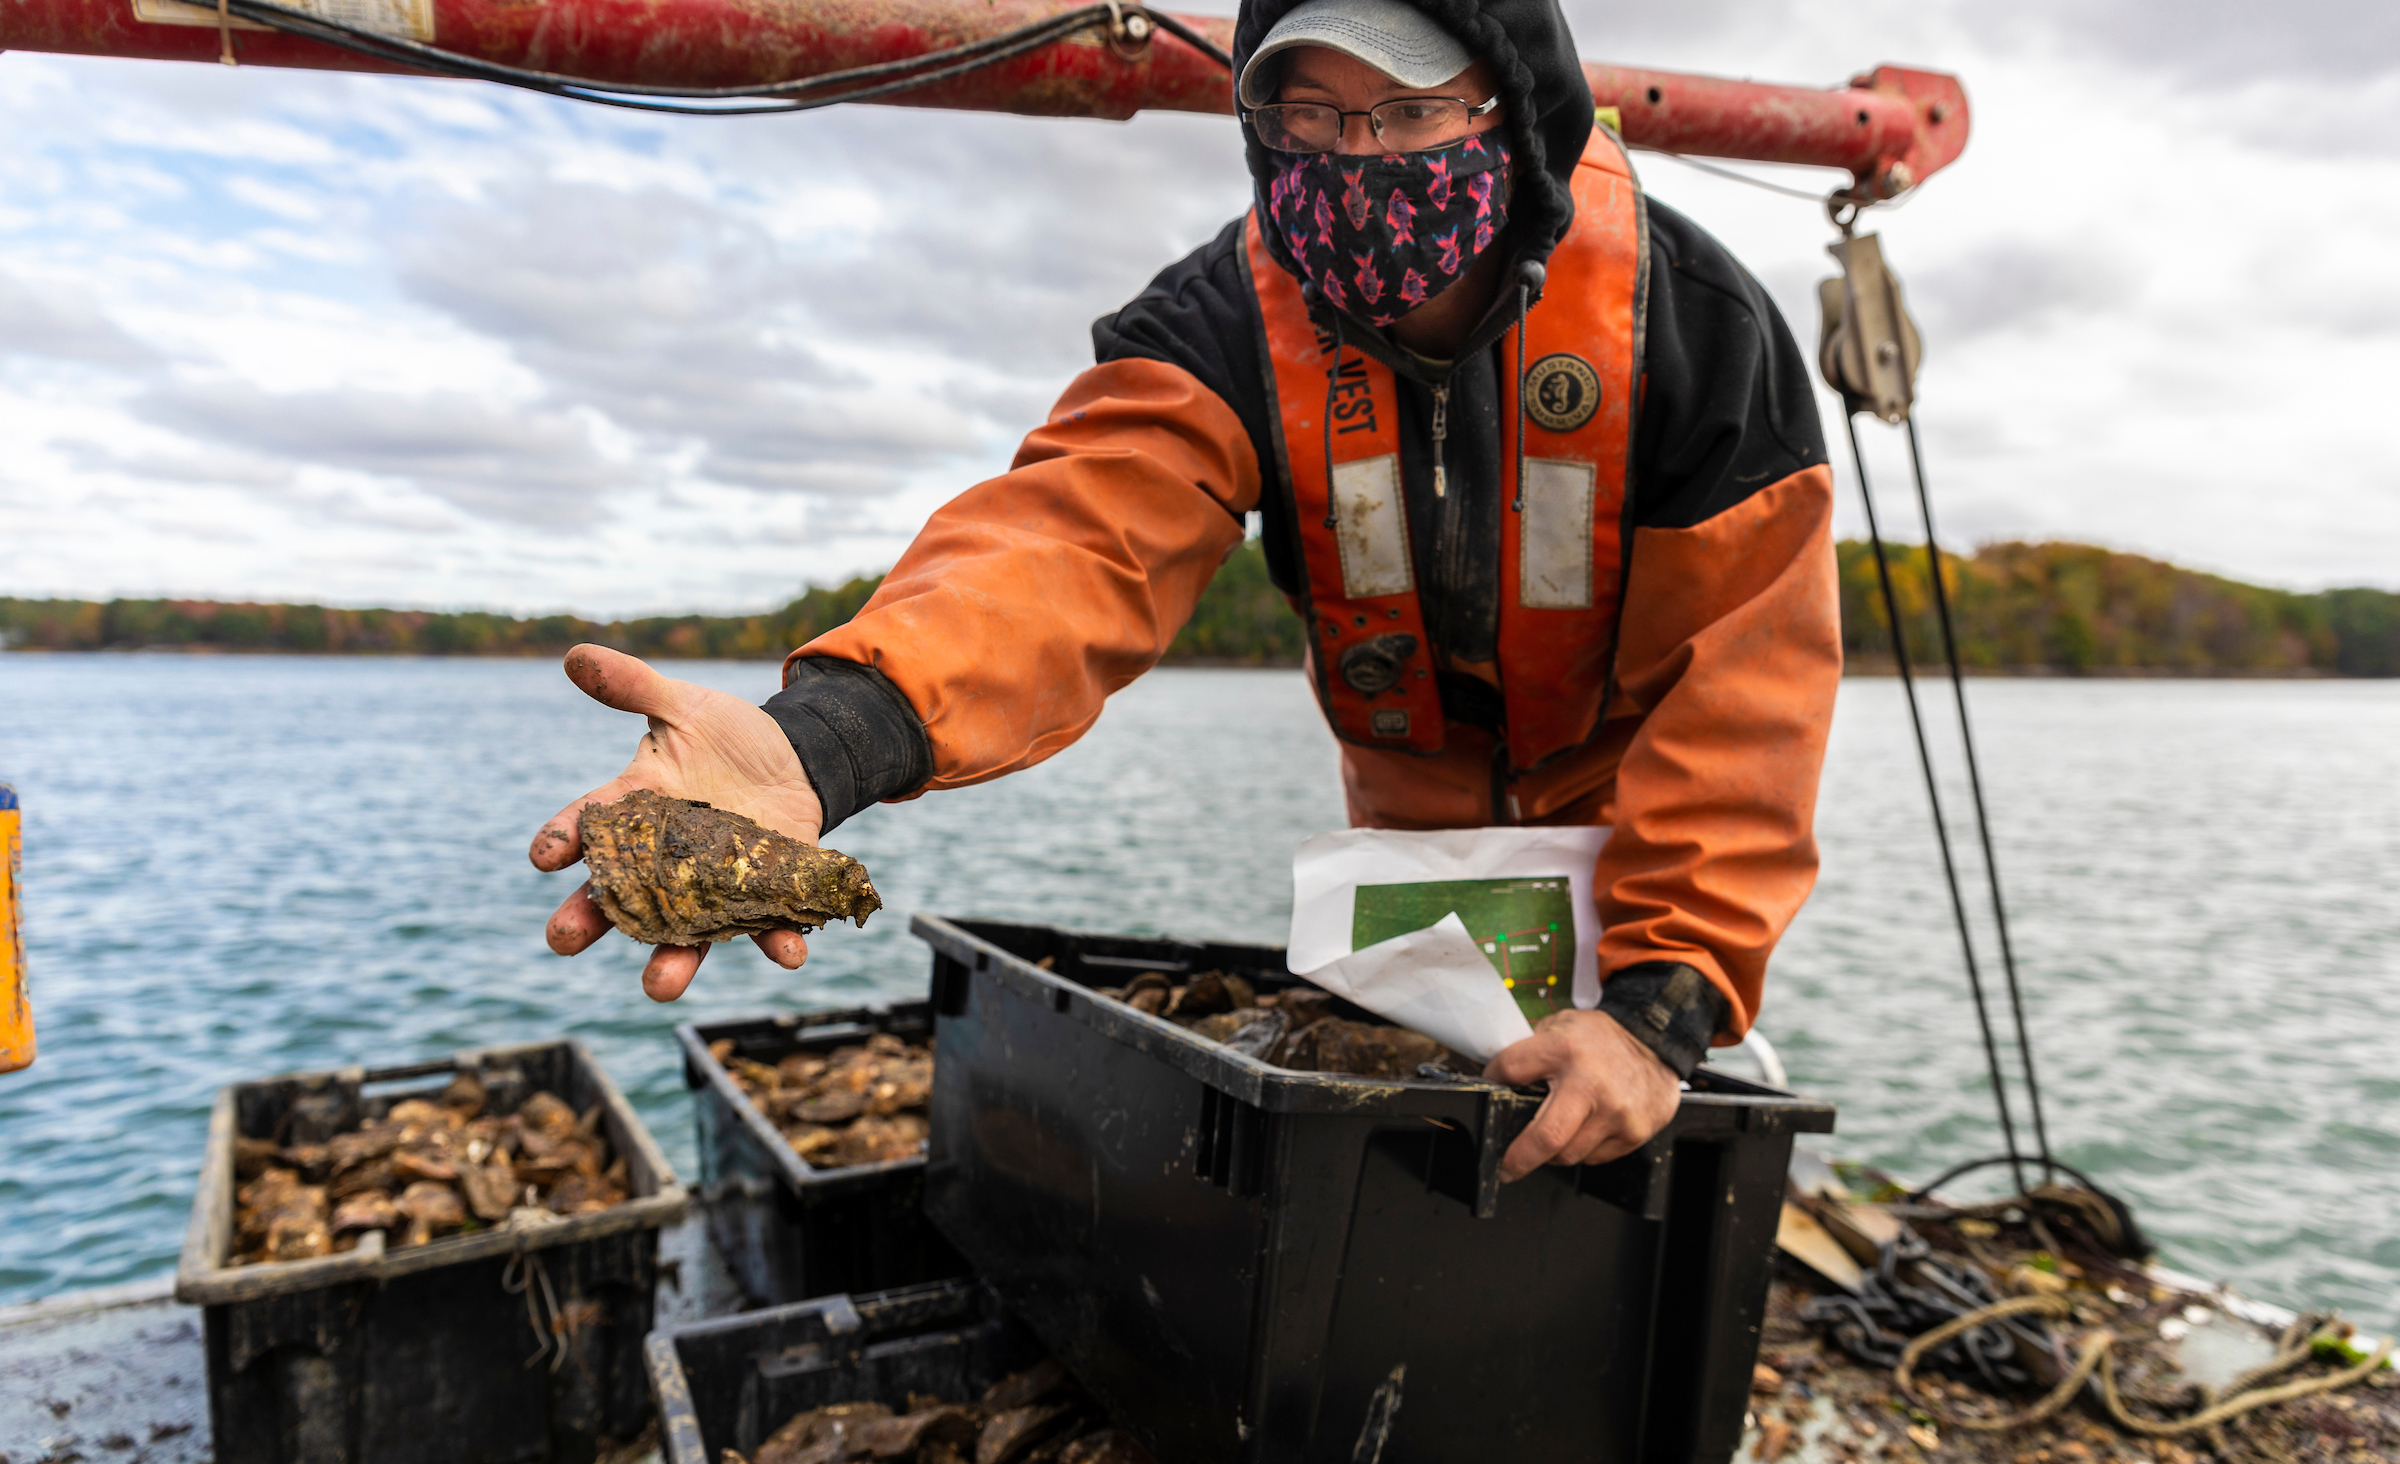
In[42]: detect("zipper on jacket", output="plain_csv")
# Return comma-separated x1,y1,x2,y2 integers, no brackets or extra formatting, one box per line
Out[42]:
1430,384,1450,499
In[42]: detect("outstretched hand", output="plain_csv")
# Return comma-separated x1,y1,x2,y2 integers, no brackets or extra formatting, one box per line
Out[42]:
530,645,825,1002
1483,1009,1681,1182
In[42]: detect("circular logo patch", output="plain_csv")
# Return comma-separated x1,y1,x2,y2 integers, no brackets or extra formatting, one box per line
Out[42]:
1523,353,1602,433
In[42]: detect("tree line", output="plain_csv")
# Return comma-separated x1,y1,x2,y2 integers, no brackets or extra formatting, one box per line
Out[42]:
1835,540,2400,676
4,539,2395,676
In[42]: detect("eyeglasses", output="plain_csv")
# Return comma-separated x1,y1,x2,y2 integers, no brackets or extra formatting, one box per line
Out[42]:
1244,95,1501,155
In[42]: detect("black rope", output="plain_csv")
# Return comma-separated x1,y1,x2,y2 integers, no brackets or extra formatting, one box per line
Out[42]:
1902,416,2057,1182
214,0,1228,116
1146,11,1234,70
1842,412,2033,1198
1800,1234,2042,1389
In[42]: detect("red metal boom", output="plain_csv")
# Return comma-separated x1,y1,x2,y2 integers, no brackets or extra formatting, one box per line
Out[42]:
0,0,1967,196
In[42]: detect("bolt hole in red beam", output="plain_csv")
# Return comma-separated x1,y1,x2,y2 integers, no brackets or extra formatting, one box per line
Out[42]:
0,0,1965,194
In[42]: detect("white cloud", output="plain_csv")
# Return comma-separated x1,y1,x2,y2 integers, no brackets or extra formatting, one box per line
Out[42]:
0,1,2394,618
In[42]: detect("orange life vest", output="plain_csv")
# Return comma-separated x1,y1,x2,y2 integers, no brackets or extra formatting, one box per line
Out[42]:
1244,130,1646,772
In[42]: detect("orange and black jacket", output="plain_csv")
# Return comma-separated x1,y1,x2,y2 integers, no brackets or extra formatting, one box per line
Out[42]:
761,0,1840,1075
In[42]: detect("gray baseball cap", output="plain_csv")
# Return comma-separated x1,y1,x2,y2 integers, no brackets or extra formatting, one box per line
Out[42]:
1237,0,1477,109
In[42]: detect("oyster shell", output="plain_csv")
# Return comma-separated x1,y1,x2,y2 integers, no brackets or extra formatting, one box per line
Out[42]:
230,1078,628,1266
1057,1433,1148,1464
976,1405,1070,1464
735,1357,1151,1464
717,1031,935,1173
579,788,881,945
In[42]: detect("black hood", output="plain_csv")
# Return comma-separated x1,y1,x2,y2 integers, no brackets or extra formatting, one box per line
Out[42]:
1233,0,1594,317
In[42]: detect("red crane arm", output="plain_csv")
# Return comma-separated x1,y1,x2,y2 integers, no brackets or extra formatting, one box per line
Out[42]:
0,0,1967,196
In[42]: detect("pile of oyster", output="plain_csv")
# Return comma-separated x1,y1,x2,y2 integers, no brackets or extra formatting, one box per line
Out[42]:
734,1359,1148,1464
229,1072,628,1266
711,1032,933,1170
1095,970,1478,1080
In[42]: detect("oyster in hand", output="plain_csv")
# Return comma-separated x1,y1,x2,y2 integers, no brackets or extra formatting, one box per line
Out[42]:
578,789,881,946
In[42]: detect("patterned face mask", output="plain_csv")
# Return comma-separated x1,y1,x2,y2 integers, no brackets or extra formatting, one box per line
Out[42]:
1266,134,1511,328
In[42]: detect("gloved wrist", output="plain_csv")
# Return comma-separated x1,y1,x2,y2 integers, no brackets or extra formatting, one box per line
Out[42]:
1594,962,1729,1080
758,658,932,835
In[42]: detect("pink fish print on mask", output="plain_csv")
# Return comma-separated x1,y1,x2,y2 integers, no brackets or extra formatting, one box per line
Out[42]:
1434,226,1463,277
1467,171,1494,221
1352,253,1386,305
1341,167,1372,229
1264,138,1509,326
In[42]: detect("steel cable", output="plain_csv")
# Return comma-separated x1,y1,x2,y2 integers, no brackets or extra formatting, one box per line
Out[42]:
213,0,1229,115
1902,416,2058,1180
1844,413,2035,1197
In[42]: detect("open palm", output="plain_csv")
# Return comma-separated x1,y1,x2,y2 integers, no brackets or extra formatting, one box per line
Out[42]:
529,645,826,1001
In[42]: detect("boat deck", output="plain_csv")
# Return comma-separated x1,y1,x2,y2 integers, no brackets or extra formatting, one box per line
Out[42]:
0,1211,745,1464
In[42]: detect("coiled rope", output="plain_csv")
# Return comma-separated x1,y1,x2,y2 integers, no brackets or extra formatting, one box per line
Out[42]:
1894,1294,2393,1438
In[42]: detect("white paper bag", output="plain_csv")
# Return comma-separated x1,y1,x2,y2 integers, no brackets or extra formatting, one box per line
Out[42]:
1286,826,1613,1064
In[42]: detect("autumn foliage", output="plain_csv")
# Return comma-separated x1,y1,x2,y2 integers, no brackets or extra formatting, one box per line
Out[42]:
4,539,2394,676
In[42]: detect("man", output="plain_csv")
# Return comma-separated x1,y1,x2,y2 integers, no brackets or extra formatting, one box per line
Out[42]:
531,0,1840,1185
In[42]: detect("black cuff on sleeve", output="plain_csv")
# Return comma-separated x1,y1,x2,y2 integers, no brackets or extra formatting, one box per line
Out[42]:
759,658,933,836
1596,961,1732,1080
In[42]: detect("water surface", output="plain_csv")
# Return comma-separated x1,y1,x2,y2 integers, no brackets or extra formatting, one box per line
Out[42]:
0,658,2392,1329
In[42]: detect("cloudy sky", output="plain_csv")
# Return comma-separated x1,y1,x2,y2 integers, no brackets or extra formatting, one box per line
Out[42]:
2,0,2395,616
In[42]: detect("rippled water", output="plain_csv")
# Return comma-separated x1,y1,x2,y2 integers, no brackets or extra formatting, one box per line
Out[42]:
0,657,2393,1331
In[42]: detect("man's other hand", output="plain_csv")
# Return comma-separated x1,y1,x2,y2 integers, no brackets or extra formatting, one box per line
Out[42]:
529,645,826,1003
1483,1009,1681,1182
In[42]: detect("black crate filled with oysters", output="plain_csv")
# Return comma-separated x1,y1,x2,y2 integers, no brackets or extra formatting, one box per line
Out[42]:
677,1004,963,1306
647,1278,1152,1464
175,1038,686,1464
915,916,1837,1464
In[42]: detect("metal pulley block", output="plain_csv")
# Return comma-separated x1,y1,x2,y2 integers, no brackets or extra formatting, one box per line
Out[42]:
1818,232,1923,424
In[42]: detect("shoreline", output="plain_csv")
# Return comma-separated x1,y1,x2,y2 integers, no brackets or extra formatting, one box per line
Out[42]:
0,647,2379,678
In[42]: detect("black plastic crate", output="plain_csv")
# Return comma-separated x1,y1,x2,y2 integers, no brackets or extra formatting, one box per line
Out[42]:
175,1039,687,1464
913,915,1837,1464
677,1005,963,1306
645,1279,1044,1464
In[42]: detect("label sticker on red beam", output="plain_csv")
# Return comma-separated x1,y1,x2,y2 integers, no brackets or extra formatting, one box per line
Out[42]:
130,0,433,42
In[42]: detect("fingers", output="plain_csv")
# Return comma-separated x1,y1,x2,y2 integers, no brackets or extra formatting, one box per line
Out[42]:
562,645,681,719
529,773,637,870
753,929,809,970
642,943,707,1002
1556,1106,1643,1168
1573,1126,1648,1168
545,884,611,956
1499,1081,1594,1183
1482,1029,1566,1087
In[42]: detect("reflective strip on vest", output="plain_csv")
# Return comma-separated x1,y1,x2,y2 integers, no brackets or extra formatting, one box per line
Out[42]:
1249,131,1647,769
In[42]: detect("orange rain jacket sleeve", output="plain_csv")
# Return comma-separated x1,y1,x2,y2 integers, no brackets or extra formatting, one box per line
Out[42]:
791,357,1260,789
1593,464,1841,1039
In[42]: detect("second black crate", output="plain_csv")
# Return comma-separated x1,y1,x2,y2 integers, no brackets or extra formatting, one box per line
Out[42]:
678,1004,962,1305
645,1279,1046,1464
